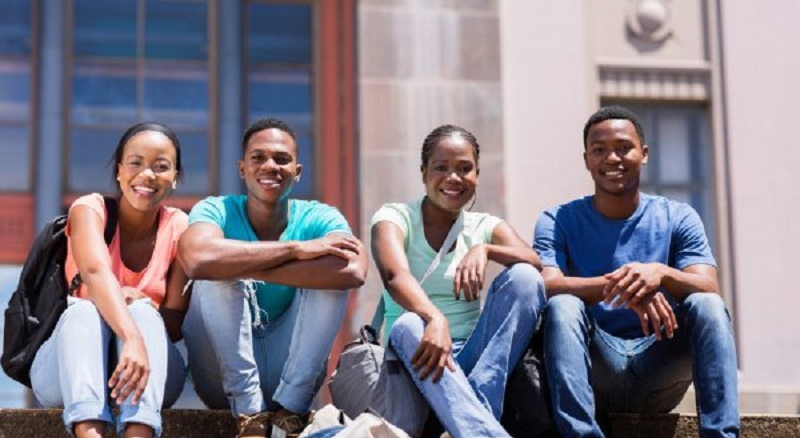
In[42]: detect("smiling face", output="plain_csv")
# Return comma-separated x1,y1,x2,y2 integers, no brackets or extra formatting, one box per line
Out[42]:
116,130,179,212
239,127,302,205
583,119,648,197
421,135,479,213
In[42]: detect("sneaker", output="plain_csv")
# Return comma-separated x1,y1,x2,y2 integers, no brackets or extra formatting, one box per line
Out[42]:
269,409,313,438
236,411,273,438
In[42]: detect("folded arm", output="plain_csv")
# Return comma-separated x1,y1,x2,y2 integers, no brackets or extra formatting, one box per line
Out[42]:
179,223,366,289
179,222,299,279
250,236,368,290
543,265,677,340
541,266,607,303
603,262,720,307
454,221,542,301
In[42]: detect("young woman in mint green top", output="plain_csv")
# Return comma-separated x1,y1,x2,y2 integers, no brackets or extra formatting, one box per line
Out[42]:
371,124,546,438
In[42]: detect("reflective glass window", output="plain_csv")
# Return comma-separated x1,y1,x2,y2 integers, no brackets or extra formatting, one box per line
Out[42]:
68,128,119,193
0,0,32,56
70,0,209,195
0,0,31,191
145,0,208,61
247,3,314,198
73,0,137,58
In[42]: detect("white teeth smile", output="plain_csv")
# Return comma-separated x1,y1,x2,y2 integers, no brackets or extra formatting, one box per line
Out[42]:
133,186,155,194
441,188,463,196
602,170,624,179
258,178,281,187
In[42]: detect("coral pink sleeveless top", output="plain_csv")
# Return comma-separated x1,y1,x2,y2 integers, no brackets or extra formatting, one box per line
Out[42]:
64,193,188,308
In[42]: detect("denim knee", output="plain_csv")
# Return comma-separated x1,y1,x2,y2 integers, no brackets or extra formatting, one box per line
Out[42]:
544,294,587,328
389,313,426,356
127,299,162,324
54,301,110,350
494,263,546,310
682,293,730,327
61,299,105,330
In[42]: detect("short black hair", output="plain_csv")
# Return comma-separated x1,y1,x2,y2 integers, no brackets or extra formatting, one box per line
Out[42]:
111,122,182,185
583,105,646,149
421,124,480,168
242,118,297,153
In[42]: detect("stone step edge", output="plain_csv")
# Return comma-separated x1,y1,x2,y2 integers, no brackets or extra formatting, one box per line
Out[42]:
1,409,799,438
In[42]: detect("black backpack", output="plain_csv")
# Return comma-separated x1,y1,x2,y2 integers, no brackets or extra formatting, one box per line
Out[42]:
1,197,118,387
501,323,559,438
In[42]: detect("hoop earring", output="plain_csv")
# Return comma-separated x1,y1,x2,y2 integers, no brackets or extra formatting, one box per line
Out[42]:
468,194,477,211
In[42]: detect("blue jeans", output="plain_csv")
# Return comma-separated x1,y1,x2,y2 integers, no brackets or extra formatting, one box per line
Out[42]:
182,279,348,416
30,297,185,437
389,264,546,438
544,293,740,438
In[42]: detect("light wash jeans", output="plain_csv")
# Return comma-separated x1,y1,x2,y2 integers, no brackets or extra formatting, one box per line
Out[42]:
30,296,185,437
182,279,348,416
389,264,546,438
544,293,740,438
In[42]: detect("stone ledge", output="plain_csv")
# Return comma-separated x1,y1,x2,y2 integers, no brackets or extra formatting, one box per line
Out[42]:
0,409,236,438
608,413,800,438
1,409,799,437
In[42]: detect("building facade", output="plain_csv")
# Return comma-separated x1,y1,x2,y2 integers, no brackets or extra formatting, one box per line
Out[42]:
1,0,798,413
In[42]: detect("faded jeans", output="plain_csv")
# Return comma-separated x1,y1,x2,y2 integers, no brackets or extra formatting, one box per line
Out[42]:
544,293,740,438
30,296,185,437
389,264,546,438
182,280,348,416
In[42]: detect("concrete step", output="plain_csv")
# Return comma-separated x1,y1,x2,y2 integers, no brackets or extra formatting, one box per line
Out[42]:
608,413,800,438
0,409,235,438
0,409,799,437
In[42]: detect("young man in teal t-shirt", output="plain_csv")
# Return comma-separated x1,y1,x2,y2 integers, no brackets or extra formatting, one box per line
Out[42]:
179,118,367,438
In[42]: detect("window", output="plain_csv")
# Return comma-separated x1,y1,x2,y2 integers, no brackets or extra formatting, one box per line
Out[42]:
0,0,32,192
0,0,358,408
246,3,315,198
69,0,210,196
0,3,35,408
620,104,717,248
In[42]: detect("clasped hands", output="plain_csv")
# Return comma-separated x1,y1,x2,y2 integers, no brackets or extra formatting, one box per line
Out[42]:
603,262,678,341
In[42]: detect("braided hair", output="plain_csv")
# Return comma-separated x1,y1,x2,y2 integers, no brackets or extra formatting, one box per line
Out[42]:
420,124,480,168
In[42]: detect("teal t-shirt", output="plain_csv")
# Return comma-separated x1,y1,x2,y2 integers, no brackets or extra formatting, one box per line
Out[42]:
371,198,502,342
188,195,352,322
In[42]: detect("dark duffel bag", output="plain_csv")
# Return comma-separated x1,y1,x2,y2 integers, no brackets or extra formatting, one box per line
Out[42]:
501,324,559,438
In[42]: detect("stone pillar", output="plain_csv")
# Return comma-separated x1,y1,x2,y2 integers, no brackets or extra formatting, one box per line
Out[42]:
217,0,242,195
35,0,65,228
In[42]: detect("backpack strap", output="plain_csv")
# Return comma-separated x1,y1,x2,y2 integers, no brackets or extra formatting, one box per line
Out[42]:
68,196,120,293
102,196,119,245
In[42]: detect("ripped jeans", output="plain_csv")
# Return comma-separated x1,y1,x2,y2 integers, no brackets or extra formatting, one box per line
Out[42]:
182,280,348,416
